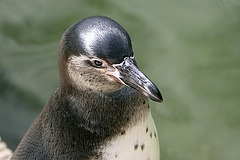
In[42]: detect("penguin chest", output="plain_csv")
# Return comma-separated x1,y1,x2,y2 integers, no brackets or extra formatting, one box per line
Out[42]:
100,113,160,160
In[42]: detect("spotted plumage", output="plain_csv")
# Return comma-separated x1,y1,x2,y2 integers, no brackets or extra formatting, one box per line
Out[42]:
100,111,160,160
11,16,162,160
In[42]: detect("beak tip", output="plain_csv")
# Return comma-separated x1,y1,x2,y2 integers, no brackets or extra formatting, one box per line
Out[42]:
159,94,163,103
149,91,163,103
157,98,163,103
155,88,163,103
159,99,163,103
155,95,163,103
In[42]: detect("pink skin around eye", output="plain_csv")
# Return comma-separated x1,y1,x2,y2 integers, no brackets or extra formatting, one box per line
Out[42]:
106,68,125,85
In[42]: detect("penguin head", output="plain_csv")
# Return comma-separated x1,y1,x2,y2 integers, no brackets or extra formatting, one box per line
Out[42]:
58,16,163,102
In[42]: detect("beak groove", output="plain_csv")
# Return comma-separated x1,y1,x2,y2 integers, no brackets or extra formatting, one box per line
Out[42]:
111,57,163,103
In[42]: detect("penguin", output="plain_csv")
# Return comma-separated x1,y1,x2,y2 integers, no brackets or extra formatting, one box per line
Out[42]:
11,16,163,160
0,137,12,160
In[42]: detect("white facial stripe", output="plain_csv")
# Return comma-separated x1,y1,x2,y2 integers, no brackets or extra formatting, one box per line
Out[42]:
67,55,88,88
68,55,89,65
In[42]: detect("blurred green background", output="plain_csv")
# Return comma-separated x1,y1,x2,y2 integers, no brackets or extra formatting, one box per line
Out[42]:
0,0,240,159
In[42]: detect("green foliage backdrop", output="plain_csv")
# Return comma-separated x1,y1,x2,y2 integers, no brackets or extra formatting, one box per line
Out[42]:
0,0,240,159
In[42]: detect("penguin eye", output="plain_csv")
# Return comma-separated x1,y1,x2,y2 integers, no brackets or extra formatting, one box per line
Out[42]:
94,60,102,67
89,59,104,68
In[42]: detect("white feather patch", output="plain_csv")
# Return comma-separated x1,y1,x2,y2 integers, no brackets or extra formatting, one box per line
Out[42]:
100,112,160,160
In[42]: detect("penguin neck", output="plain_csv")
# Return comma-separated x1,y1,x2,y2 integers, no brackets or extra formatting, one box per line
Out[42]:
40,85,150,158
56,85,149,138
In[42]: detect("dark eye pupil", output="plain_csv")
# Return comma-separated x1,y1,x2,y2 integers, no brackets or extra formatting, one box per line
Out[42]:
94,60,102,66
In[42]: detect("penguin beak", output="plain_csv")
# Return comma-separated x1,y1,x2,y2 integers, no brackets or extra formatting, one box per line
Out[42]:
111,57,163,103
